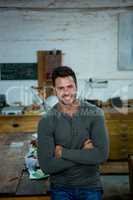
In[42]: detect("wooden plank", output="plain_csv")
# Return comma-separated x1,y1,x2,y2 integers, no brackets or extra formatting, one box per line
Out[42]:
37,51,46,89
0,197,50,200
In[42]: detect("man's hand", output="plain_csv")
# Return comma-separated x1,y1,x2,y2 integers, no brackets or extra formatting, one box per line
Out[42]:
55,144,63,159
83,139,94,150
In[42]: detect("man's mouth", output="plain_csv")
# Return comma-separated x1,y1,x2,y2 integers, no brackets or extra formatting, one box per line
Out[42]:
63,95,71,100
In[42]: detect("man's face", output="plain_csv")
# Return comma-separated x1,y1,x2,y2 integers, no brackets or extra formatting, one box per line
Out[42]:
54,76,77,105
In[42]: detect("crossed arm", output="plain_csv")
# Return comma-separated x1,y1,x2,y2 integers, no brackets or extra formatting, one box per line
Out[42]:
38,118,93,175
55,139,93,159
38,111,109,175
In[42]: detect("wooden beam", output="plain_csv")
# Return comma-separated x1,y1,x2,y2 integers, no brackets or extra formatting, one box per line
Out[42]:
0,0,133,9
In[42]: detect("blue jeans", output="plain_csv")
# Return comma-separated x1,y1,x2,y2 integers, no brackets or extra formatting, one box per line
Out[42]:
50,187,103,200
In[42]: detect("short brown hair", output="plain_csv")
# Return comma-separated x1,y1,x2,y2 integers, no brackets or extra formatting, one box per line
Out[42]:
52,66,77,87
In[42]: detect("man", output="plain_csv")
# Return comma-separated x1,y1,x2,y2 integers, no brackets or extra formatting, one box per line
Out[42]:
38,66,109,200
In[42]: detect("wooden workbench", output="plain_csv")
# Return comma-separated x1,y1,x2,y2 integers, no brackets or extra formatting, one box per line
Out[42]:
0,108,133,160
0,132,50,200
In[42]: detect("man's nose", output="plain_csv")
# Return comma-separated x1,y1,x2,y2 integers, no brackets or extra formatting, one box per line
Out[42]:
63,87,69,93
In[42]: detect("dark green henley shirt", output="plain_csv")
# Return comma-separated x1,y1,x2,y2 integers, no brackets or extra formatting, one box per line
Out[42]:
38,100,109,189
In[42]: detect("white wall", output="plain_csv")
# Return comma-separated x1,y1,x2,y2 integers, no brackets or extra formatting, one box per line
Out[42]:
0,9,133,105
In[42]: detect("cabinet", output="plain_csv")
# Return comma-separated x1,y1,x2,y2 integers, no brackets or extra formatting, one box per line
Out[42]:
105,109,133,160
0,115,41,134
37,50,62,90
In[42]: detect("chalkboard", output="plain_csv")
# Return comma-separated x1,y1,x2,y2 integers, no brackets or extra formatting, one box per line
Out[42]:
0,63,37,80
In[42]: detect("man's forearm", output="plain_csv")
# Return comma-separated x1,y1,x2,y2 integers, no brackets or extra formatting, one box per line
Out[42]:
38,153,76,174
61,146,108,165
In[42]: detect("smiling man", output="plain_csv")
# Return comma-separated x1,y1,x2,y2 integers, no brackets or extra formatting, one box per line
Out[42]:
38,66,109,200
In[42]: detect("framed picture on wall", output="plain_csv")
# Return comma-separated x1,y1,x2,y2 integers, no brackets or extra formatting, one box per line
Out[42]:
118,12,133,70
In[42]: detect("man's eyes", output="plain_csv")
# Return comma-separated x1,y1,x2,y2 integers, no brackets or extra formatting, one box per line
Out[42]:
58,85,73,90
58,87,64,90
68,85,73,89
